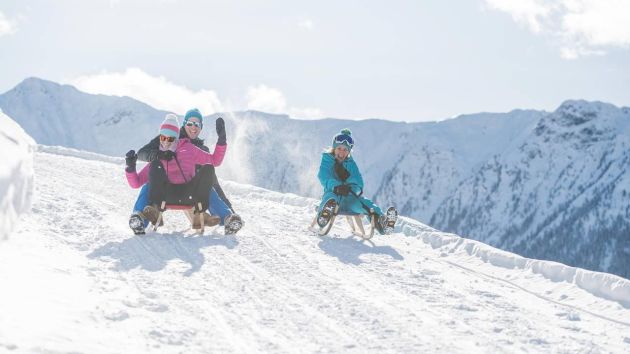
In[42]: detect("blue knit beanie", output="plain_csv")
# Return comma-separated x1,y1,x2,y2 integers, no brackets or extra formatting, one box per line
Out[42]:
183,108,203,128
332,128,354,151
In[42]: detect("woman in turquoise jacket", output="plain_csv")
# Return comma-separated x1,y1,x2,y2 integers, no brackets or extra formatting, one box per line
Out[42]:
316,129,397,234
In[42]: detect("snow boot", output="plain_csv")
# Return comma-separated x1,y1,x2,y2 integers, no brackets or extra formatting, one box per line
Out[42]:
192,212,220,230
224,213,243,235
141,205,163,227
317,199,337,228
377,207,398,235
129,213,146,235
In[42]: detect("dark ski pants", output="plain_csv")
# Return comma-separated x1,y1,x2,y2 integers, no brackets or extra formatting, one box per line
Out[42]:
132,184,232,227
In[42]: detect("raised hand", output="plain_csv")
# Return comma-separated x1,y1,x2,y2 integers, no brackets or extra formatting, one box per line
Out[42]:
125,150,137,172
216,117,226,145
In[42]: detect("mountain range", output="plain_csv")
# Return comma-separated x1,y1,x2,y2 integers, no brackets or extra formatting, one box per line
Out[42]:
1,77,628,279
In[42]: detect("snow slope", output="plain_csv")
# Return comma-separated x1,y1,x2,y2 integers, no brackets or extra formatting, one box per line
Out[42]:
0,147,628,353
0,111,35,240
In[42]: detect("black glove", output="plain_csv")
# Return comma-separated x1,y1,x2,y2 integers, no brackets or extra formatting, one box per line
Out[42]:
333,184,351,196
157,150,175,161
334,161,350,181
216,117,226,145
125,150,137,172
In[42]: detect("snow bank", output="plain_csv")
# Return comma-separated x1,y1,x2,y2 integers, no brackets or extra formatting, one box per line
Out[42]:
397,216,630,310
0,111,35,240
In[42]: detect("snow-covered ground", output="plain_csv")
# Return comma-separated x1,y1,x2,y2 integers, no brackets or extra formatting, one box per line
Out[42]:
0,111,35,241
0,147,629,353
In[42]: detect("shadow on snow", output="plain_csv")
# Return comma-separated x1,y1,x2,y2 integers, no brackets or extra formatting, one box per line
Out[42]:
318,235,404,265
87,232,238,277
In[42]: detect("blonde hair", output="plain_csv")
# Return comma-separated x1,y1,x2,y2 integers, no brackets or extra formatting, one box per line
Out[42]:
324,146,351,156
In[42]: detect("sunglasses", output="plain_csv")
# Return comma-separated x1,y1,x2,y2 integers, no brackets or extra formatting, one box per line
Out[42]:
186,121,202,128
334,134,354,149
160,135,176,142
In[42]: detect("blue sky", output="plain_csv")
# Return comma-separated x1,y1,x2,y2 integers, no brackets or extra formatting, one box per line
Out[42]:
0,0,629,122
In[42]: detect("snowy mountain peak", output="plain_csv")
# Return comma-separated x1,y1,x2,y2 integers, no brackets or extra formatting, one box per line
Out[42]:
15,77,57,90
0,79,168,155
10,77,76,97
532,100,629,147
553,99,625,128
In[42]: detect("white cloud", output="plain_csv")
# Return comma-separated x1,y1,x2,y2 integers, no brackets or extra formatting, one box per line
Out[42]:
561,0,630,46
485,0,551,33
69,70,321,119
298,19,314,31
0,12,17,37
69,68,223,115
559,45,605,59
246,84,287,113
246,84,322,119
485,0,630,58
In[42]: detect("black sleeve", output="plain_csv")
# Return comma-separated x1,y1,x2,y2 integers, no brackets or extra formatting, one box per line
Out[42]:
137,136,161,162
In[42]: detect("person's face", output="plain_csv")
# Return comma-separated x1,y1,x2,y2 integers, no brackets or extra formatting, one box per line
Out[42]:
334,145,349,161
184,117,202,139
160,135,175,149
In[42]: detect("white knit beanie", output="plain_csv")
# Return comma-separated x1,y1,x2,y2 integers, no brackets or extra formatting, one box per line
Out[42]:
159,113,180,138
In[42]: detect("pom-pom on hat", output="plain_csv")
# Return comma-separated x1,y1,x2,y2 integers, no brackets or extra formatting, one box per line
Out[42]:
332,128,354,151
159,113,180,138
183,108,203,128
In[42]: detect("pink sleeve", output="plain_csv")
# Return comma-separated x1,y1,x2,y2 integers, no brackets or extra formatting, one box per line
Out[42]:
194,143,227,167
126,164,149,188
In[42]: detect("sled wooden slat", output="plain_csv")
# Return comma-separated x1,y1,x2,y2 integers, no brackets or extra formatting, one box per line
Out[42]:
164,204,195,210
197,202,204,233
153,201,167,231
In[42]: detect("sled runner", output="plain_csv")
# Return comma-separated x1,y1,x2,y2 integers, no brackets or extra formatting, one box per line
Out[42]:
309,202,398,239
309,204,377,240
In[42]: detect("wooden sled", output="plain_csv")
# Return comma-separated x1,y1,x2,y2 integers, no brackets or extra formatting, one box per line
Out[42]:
310,208,376,240
151,201,219,234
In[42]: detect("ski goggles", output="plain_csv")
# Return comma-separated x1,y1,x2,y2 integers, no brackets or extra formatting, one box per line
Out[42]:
186,121,202,128
160,135,176,142
333,134,354,149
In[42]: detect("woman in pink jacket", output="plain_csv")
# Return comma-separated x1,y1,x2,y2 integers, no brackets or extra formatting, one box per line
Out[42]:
125,114,227,233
